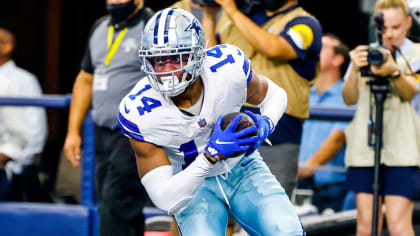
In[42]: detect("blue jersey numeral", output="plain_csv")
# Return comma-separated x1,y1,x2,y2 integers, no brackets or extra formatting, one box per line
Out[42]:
128,84,152,100
137,97,162,116
206,45,226,58
128,84,162,116
180,140,198,169
206,45,236,72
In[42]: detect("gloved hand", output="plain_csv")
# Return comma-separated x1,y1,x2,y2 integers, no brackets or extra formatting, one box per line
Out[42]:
205,114,258,161
244,110,274,156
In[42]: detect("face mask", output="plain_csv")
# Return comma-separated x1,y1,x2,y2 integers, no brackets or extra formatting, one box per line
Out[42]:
106,0,137,24
261,0,287,12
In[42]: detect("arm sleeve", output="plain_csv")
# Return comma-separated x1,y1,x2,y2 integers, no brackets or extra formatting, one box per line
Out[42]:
257,75,288,128
141,153,214,215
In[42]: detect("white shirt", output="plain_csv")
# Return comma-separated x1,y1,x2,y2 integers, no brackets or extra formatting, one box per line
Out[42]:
0,60,47,174
0,75,27,163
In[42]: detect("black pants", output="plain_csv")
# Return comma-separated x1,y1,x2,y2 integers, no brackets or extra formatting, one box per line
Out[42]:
95,125,148,236
0,163,48,202
298,177,347,212
312,182,347,212
0,169,10,200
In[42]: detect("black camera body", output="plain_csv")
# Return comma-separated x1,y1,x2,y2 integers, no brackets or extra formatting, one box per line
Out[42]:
192,0,263,15
361,12,389,77
361,43,389,77
367,44,388,66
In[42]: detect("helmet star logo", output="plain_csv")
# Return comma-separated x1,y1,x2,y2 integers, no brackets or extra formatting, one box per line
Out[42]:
185,19,202,38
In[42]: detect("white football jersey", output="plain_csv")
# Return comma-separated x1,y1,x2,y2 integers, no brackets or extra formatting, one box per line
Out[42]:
118,44,253,176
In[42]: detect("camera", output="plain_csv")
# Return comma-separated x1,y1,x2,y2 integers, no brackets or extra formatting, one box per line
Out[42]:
361,43,390,77
192,0,263,15
360,12,391,76
367,43,388,66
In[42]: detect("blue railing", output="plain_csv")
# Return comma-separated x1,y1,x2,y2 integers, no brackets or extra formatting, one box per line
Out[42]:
309,106,356,121
0,94,72,108
0,95,357,119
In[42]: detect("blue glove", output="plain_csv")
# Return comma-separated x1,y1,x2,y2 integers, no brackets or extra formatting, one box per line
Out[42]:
244,110,274,156
205,114,258,160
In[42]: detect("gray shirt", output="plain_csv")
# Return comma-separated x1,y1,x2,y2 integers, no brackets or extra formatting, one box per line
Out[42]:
81,8,154,129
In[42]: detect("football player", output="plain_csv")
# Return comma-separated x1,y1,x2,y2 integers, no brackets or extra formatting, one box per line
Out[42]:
118,8,304,235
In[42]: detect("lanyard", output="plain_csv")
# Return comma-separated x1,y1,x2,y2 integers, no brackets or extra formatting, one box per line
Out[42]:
105,25,128,66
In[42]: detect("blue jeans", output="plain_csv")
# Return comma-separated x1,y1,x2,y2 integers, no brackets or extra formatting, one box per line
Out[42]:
174,151,305,236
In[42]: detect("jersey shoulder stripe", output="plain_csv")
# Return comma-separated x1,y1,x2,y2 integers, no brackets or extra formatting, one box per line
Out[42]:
118,111,144,141
118,78,174,144
118,78,159,141
237,49,252,84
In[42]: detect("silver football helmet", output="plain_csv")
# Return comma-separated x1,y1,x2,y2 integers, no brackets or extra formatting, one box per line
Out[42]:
139,8,206,97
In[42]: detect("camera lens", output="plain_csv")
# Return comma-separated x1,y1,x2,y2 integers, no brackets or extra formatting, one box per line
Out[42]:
367,46,387,66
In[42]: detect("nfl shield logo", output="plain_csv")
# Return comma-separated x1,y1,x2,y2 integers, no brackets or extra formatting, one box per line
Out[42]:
197,118,207,128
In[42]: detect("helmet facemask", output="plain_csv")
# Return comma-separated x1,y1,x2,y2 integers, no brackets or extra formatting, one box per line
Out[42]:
139,47,204,97
138,8,206,97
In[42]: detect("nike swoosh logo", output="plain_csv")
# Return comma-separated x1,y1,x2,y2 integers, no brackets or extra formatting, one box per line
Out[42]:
241,159,254,167
215,139,235,145
124,103,130,113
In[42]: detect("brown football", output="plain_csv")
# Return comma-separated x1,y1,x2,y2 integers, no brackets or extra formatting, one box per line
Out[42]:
220,112,257,157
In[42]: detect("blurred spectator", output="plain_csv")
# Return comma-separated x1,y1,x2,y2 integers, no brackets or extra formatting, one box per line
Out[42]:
0,28,47,202
342,0,420,235
297,33,352,213
202,0,322,197
62,1,153,236
0,75,28,200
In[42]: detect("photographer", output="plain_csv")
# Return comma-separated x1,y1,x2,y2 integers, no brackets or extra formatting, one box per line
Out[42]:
342,0,420,235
